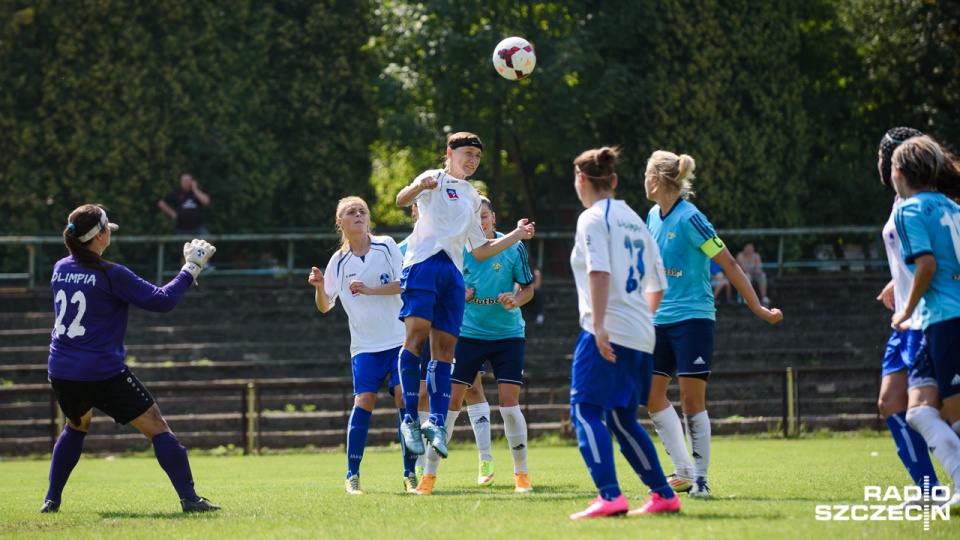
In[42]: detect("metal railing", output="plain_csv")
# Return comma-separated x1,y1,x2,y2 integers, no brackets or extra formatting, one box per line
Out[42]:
0,225,884,288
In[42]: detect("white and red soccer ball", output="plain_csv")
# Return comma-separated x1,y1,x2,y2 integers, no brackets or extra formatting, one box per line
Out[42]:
492,37,536,81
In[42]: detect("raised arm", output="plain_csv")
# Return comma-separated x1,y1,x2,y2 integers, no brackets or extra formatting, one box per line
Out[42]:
397,174,438,207
471,219,536,262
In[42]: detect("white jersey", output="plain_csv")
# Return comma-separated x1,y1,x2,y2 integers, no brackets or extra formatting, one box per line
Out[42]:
322,235,406,356
883,199,923,330
403,169,487,271
570,199,667,353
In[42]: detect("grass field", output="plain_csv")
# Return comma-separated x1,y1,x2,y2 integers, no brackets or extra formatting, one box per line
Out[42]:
0,434,955,539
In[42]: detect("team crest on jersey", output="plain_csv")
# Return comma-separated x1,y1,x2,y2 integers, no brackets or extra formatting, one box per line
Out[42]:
446,188,459,200
668,232,676,241
379,273,389,285
493,263,502,272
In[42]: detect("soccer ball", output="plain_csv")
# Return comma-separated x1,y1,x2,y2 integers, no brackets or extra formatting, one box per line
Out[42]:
492,37,536,81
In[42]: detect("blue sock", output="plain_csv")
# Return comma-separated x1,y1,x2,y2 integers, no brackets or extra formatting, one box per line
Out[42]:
398,349,422,419
426,360,452,427
398,409,418,476
152,432,198,501
45,425,87,503
347,407,372,478
571,403,621,501
887,412,939,487
607,408,674,499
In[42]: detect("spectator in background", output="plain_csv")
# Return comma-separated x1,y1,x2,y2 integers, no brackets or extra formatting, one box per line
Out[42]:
710,260,732,305
735,241,770,306
158,173,211,236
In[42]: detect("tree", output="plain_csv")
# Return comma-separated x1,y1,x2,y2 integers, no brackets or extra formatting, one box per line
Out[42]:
0,0,376,242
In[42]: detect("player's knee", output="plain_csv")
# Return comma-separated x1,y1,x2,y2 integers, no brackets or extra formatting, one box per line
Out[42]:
877,397,897,419
354,393,377,411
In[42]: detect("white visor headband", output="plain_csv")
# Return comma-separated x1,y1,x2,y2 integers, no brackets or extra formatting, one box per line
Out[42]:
76,208,119,242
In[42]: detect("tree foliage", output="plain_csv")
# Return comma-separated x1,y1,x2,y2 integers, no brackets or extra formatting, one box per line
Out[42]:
2,0,957,247
0,0,376,237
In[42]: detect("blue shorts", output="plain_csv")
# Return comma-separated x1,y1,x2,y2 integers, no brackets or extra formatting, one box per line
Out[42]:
399,251,465,338
909,345,938,391
653,318,715,379
569,330,653,410
453,337,524,386
919,318,960,399
881,329,923,378
352,346,402,396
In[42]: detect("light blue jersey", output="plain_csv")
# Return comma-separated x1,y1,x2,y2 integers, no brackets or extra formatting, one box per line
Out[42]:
461,233,533,340
895,191,960,329
647,199,721,325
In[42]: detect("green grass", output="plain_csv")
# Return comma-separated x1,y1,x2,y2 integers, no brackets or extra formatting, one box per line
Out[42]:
0,435,954,539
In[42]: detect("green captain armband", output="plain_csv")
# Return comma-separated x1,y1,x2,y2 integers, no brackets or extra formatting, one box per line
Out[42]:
699,236,725,258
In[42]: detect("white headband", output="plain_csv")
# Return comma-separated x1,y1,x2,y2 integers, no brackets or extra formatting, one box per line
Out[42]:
75,208,118,242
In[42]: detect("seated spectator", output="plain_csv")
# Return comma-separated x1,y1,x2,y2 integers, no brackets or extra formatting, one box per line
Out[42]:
710,260,732,305
736,241,770,306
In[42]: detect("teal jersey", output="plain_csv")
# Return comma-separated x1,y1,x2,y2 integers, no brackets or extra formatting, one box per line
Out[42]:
461,233,534,340
895,191,960,329
647,199,718,324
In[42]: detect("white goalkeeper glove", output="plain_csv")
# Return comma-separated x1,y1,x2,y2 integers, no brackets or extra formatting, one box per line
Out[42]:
181,239,217,280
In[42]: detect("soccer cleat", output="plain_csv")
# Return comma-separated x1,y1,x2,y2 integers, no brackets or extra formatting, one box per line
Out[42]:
344,474,363,495
421,422,448,459
478,460,495,485
400,418,425,455
514,471,533,493
415,473,436,495
667,473,693,493
39,500,60,513
181,497,221,513
569,494,629,519
688,477,712,498
628,492,681,515
403,472,418,494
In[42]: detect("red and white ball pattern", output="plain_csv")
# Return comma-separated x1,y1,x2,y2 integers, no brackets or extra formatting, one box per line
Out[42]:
493,37,536,81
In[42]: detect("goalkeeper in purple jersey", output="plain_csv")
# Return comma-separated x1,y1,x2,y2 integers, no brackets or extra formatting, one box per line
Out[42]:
40,204,219,514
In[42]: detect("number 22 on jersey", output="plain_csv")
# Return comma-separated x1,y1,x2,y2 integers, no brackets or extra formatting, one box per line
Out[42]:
54,289,87,338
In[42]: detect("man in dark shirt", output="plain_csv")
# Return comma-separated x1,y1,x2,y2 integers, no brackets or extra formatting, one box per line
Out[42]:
158,173,211,235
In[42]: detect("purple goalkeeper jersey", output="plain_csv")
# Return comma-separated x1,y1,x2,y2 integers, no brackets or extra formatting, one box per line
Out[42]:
47,256,194,381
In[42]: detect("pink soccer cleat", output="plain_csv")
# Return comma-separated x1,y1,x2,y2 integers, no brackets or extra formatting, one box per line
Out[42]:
628,492,681,515
569,494,629,520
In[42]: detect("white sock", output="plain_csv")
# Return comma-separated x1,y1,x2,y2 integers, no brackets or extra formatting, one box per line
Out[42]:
423,445,442,476
649,407,694,478
684,410,712,480
422,410,458,477
445,410,460,444
468,402,493,462
499,405,528,473
907,406,960,486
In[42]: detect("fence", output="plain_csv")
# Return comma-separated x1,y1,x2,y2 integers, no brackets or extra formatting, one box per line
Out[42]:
0,367,882,455
0,226,886,288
